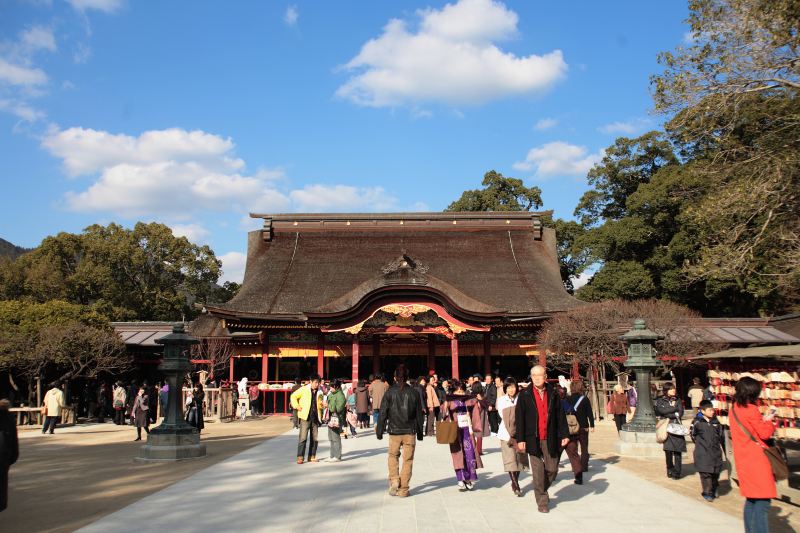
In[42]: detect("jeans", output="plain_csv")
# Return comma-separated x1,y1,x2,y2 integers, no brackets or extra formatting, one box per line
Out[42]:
743,498,770,533
328,426,342,459
114,408,125,425
372,409,380,427
42,416,59,434
297,419,319,460
387,434,417,496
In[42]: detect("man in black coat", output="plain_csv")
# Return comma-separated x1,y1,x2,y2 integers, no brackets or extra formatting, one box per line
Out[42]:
515,365,569,513
376,365,424,498
0,399,20,512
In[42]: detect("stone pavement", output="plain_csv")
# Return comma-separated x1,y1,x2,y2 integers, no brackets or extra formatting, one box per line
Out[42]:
78,427,743,533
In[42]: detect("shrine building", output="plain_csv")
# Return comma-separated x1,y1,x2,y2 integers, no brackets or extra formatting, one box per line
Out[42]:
191,211,583,385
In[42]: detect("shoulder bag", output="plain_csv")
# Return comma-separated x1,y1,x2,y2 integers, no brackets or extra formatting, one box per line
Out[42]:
566,396,584,436
656,418,669,443
732,405,788,481
437,405,458,444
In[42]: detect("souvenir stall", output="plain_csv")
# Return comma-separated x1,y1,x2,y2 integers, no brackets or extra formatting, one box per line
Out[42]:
692,344,800,504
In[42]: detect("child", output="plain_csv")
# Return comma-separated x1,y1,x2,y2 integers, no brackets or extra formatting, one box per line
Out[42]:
690,400,725,501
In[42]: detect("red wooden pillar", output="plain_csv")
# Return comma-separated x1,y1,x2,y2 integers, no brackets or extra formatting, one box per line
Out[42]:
317,332,325,378
229,356,235,384
571,359,580,381
352,335,360,384
261,334,269,384
372,335,380,376
450,336,459,380
538,350,547,368
427,335,436,374
483,332,491,375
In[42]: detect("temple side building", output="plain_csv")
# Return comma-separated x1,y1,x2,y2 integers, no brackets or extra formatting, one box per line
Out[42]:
191,211,582,384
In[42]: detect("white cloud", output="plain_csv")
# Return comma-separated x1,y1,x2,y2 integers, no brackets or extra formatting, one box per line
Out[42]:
19,26,57,53
534,117,557,130
513,141,602,177
170,223,210,244
219,252,247,284
289,184,397,213
284,5,299,27
44,126,397,220
571,271,592,290
0,98,45,121
73,43,92,64
598,121,636,135
336,0,567,108
0,58,47,86
42,126,243,176
67,0,123,13
598,117,651,135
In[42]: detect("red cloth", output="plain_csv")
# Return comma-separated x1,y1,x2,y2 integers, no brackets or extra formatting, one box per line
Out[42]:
533,386,548,440
730,403,777,499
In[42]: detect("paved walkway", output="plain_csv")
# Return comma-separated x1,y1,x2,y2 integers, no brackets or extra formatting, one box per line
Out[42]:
78,427,743,533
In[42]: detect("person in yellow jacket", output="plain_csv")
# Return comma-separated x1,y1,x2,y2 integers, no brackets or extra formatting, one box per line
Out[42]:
42,382,65,434
290,374,324,464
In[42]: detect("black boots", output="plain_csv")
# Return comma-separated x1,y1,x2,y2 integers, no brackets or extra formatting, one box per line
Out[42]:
574,472,583,485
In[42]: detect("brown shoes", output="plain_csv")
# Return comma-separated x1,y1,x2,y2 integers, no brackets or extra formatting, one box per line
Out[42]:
388,484,399,496
308,456,318,463
538,505,549,513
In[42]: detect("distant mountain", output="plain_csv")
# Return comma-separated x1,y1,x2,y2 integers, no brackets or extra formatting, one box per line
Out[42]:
0,238,30,260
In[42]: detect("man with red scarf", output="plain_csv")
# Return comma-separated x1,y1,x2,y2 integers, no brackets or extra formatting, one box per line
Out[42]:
515,365,569,513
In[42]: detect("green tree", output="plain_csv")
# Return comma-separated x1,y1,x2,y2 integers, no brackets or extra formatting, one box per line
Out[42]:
575,132,678,226
652,0,800,313
0,300,124,400
446,170,542,212
2,222,225,321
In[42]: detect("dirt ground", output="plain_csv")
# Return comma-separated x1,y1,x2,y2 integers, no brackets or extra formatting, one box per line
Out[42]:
3,417,291,533
588,418,799,533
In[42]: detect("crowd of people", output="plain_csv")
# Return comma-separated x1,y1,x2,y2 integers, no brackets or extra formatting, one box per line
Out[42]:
0,366,784,530
286,367,783,530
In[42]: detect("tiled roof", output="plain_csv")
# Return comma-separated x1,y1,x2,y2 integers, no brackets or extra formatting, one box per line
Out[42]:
209,212,582,322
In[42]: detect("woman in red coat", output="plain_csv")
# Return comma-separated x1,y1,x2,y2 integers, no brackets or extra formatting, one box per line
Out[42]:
730,377,776,533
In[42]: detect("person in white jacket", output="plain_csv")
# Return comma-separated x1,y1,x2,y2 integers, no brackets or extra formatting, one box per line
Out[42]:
497,377,529,496
42,382,65,434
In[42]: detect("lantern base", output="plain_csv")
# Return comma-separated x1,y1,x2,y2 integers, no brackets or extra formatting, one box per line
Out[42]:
135,428,207,462
615,428,663,458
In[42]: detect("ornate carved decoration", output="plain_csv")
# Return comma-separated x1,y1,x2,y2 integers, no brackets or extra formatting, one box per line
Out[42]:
381,253,429,275
341,303,466,337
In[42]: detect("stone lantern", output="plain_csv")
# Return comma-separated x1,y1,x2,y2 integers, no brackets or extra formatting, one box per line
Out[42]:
137,323,207,462
616,319,664,457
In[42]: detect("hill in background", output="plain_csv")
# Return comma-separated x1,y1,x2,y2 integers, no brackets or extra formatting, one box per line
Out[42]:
0,238,31,259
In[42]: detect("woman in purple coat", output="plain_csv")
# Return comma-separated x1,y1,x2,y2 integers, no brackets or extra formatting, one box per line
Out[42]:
443,380,484,491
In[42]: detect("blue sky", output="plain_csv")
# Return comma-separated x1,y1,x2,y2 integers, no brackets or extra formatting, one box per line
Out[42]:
0,0,690,284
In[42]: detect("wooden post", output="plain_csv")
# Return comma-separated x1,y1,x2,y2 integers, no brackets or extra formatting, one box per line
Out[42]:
317,332,325,378
372,335,380,376
229,356,235,384
352,335,360,384
261,334,269,384
450,336,459,380
571,358,580,381
483,332,491,375
538,350,547,369
427,336,436,373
